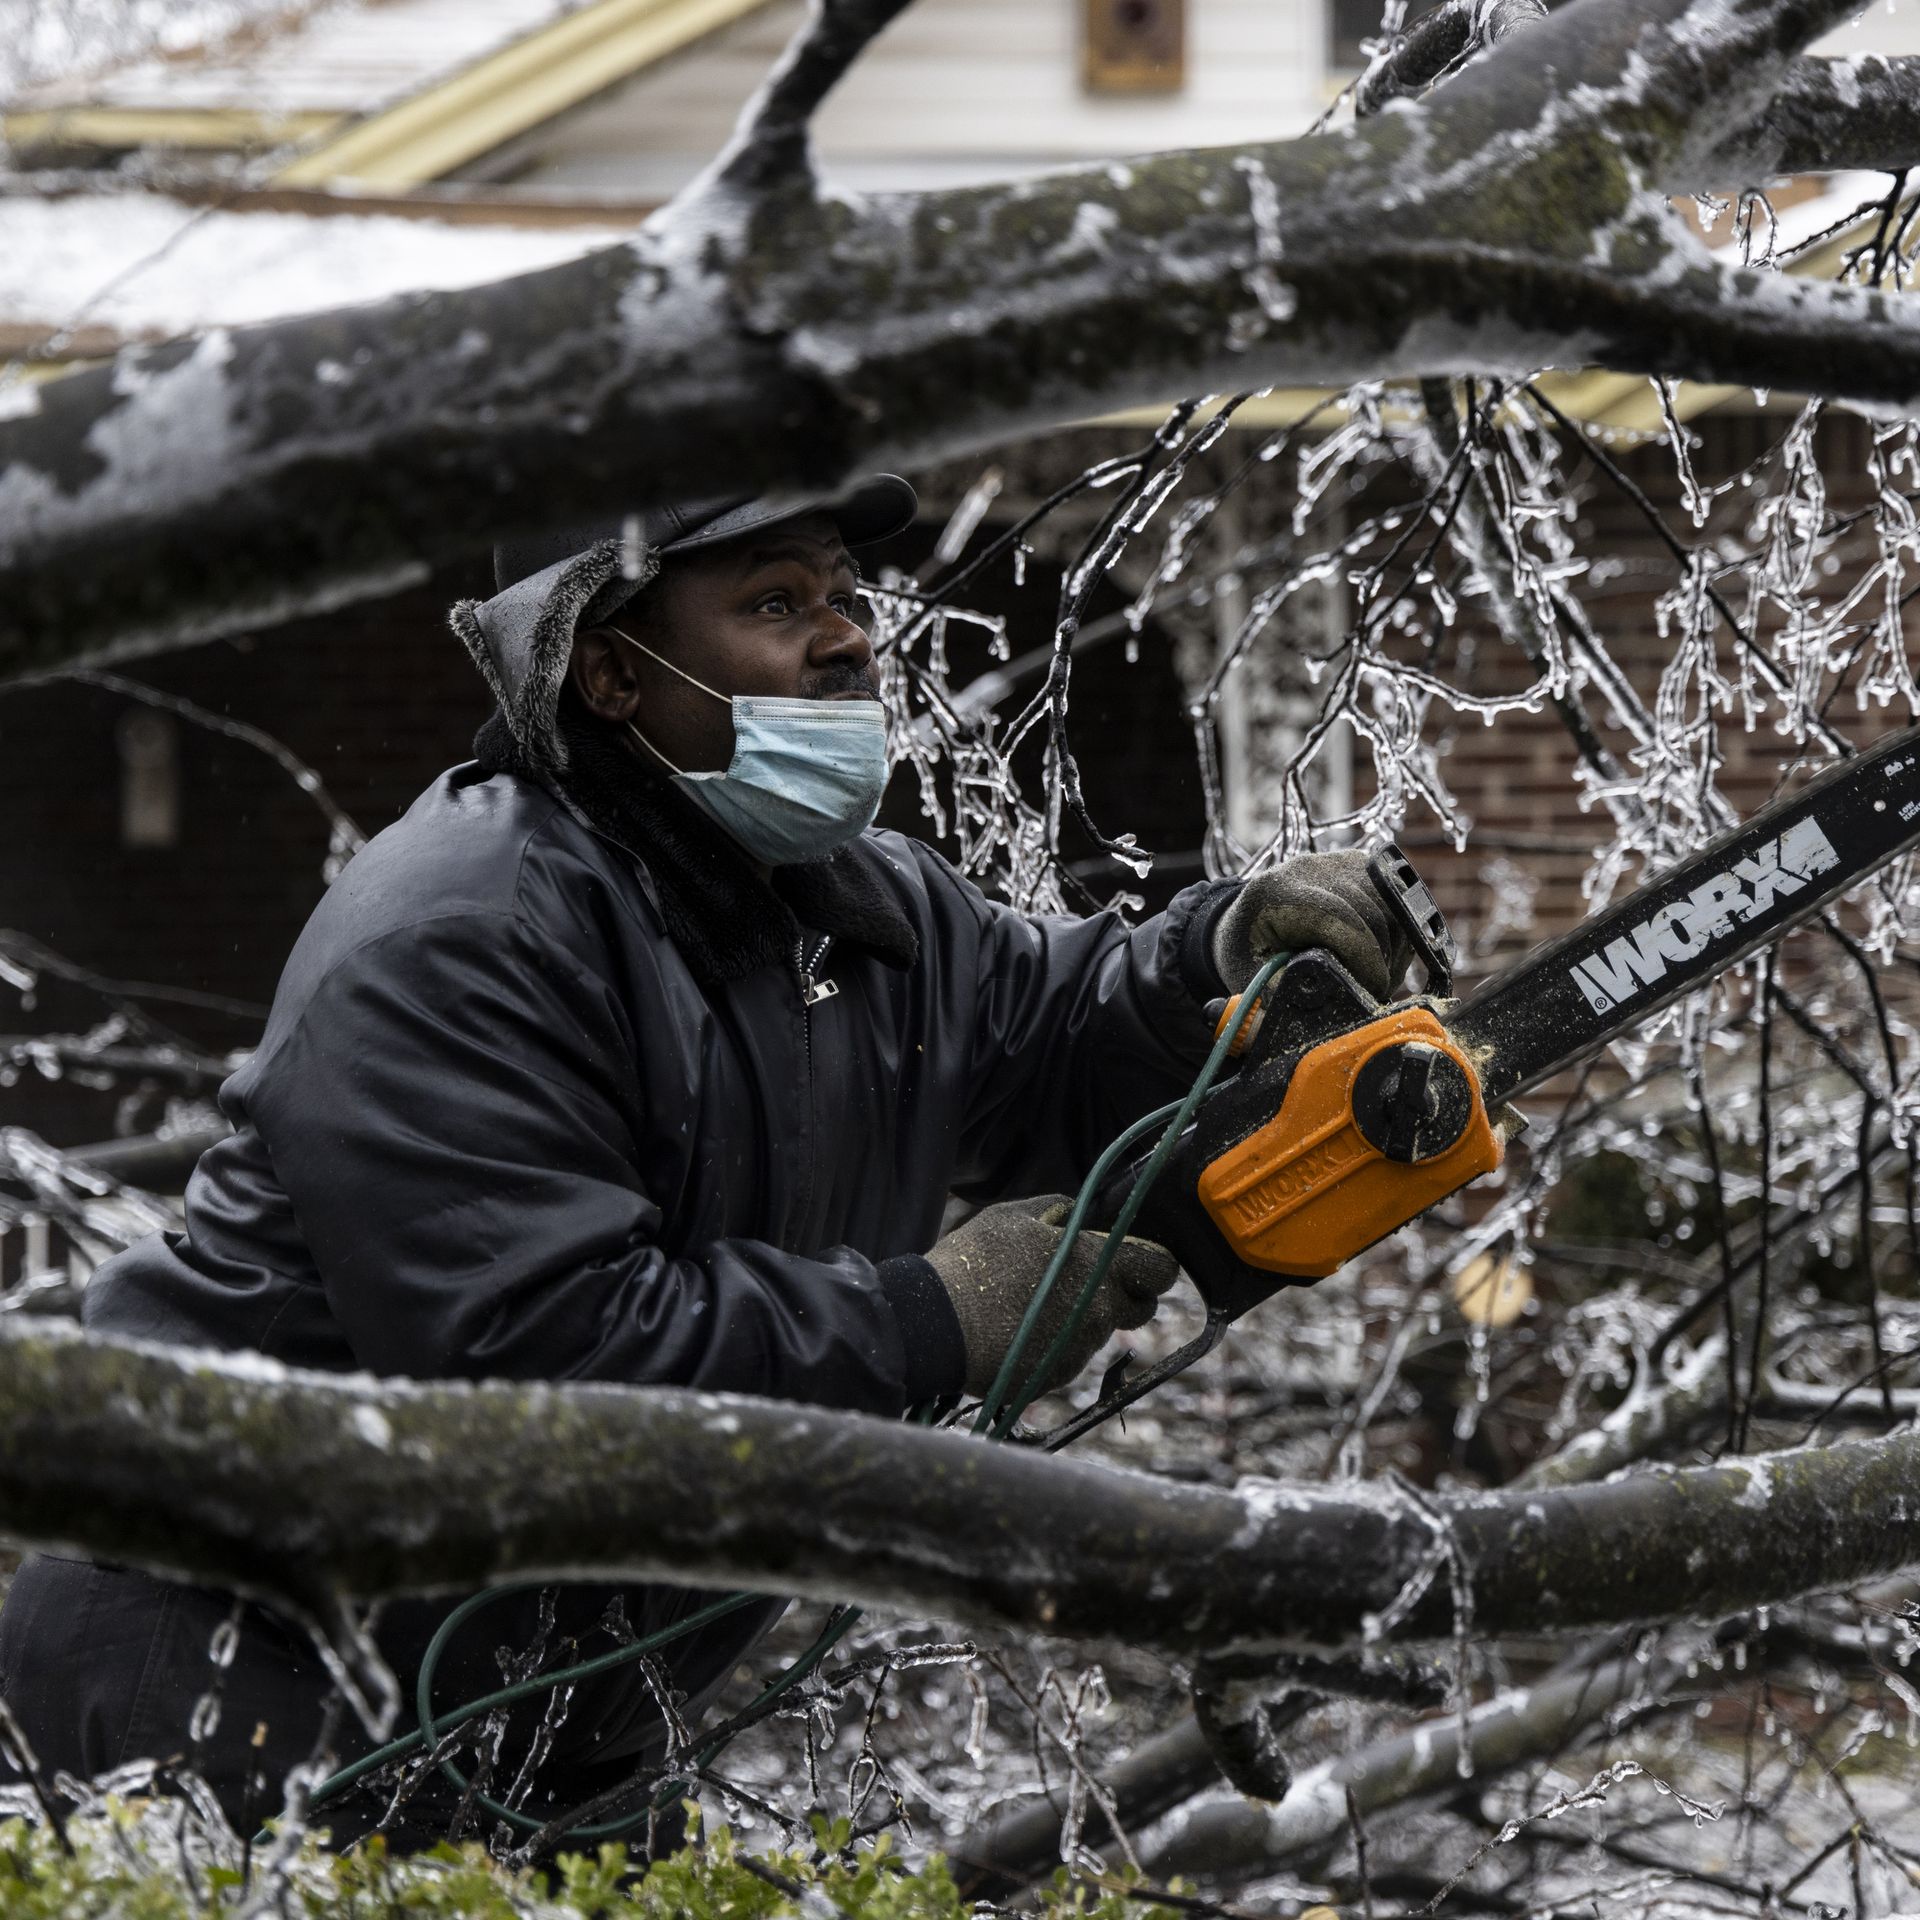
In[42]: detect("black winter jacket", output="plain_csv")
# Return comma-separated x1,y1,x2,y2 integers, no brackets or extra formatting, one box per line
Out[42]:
86,758,1231,1410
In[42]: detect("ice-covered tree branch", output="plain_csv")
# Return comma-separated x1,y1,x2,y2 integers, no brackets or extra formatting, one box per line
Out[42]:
1711,53,1920,179
711,0,921,192
3,1317,1920,1664
1351,0,1545,119
1139,1652,1686,1884
4,0,1917,675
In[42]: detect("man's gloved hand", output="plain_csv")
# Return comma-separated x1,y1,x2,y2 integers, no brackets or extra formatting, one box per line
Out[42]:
924,1196,1179,1399
1211,849,1416,1001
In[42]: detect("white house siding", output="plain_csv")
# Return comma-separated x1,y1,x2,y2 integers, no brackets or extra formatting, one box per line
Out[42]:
469,0,1330,198
1816,3,1920,61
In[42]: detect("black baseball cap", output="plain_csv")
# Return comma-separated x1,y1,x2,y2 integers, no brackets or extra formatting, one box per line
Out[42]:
492,473,917,594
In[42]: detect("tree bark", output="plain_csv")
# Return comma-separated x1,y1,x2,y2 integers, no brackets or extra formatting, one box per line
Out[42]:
0,0,1909,676
2,1319,1918,1664
1351,0,1545,119
1712,54,1920,178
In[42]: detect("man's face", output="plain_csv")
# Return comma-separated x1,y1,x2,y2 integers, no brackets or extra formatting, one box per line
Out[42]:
569,510,877,775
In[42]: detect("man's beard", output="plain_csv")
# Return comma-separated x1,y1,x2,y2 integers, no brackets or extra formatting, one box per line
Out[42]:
808,664,881,700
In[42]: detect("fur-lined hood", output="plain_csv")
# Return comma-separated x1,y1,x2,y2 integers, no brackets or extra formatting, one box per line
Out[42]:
450,539,655,781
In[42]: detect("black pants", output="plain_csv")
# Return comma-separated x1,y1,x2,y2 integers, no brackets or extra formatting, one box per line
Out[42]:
0,1555,772,1851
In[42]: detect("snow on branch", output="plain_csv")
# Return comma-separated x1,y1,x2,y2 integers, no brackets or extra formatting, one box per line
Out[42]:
1712,54,1920,180
4,0,1919,676
711,0,923,193
2,1316,1919,1684
1351,0,1546,119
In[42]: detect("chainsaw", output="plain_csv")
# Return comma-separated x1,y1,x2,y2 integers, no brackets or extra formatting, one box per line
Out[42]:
1050,722,1920,1448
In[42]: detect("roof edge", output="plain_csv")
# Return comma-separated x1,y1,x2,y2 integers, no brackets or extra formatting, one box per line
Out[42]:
2,106,342,153
273,0,774,191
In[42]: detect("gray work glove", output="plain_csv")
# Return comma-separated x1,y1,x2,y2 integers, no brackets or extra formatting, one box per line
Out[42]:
925,1196,1180,1399
1211,849,1415,1001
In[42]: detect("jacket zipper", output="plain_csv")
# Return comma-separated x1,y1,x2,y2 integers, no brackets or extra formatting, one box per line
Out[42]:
795,936,838,1093
796,935,837,1019
793,935,835,1241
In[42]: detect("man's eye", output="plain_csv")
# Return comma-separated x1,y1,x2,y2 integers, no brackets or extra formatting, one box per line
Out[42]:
759,594,791,615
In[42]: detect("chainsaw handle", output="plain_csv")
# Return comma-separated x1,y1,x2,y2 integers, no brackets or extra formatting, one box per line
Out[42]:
1083,1124,1296,1325
1367,842,1455,996
1085,951,1372,1321
1209,839,1450,1058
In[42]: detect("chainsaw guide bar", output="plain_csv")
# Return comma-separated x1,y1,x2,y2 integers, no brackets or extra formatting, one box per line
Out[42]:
1089,722,1920,1323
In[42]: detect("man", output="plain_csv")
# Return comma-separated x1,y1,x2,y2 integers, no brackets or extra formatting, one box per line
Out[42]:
0,475,1411,1841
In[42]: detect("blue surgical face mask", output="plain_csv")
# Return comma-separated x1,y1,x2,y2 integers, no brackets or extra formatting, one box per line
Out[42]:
611,629,889,867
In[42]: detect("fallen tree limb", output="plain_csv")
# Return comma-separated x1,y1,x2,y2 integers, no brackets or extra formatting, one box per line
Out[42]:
1138,1652,1686,1884
1,0,1908,674
1516,1336,1730,1492
959,1121,1913,1895
957,1317,1714,1892
2,1319,1919,1672
1520,1126,1909,1489
949,1714,1220,1897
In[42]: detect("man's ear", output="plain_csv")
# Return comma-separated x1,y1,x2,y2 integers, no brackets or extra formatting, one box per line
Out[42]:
569,626,642,723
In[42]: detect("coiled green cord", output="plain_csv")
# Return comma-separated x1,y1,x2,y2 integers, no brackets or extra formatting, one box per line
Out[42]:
402,1591,860,1841
302,951,1287,1842
308,1590,761,1836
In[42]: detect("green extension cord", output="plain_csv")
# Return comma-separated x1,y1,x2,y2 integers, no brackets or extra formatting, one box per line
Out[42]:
302,951,1288,1843
973,949,1285,1439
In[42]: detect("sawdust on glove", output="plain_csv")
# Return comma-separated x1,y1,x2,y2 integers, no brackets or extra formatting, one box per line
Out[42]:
924,1195,1179,1400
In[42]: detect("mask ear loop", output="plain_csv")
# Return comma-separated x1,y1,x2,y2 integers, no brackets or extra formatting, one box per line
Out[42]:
609,627,728,702
626,722,685,776
609,624,723,778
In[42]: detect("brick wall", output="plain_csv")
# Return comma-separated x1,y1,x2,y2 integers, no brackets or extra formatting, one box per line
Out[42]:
1359,409,1913,988
0,564,493,1145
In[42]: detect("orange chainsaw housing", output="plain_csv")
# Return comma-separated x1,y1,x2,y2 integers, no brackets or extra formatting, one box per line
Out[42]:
1197,1006,1503,1279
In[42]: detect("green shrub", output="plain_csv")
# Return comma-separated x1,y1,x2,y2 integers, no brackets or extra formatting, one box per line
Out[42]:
0,1803,1177,1919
